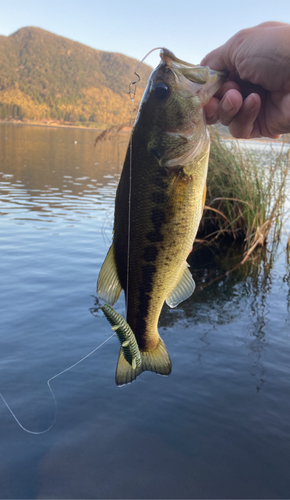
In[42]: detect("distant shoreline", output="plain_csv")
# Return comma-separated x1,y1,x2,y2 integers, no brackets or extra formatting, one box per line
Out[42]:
0,119,132,133
0,119,288,146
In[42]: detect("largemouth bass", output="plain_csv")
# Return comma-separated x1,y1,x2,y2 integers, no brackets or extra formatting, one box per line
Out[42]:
98,49,227,385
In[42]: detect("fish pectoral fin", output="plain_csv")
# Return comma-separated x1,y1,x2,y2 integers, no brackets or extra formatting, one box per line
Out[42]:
97,244,122,306
115,338,172,386
166,264,195,308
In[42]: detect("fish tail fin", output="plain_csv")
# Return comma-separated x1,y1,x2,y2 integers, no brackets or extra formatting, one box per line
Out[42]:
140,338,172,376
115,338,172,386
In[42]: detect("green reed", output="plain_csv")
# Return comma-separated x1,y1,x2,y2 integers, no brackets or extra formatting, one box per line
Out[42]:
197,128,290,258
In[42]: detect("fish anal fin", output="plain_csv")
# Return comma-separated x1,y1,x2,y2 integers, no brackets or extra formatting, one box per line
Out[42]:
166,264,195,308
115,338,172,386
97,244,122,306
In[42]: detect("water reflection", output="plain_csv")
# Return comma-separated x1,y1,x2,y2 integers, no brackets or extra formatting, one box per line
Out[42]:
0,123,128,225
283,264,290,312
157,242,274,324
2,122,288,385
1,124,290,499
157,240,289,393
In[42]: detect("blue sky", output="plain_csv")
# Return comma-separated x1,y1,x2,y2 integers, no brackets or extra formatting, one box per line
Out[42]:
1,0,290,69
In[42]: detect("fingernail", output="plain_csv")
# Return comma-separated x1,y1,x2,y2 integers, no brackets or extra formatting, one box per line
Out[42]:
222,94,234,113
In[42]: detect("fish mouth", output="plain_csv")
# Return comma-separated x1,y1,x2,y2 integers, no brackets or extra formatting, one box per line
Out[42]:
159,48,228,104
160,47,228,80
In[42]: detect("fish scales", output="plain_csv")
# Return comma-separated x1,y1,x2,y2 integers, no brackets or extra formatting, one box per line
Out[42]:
114,146,206,348
98,49,227,385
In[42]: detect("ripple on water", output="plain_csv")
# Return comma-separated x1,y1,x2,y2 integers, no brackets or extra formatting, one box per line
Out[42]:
1,126,290,499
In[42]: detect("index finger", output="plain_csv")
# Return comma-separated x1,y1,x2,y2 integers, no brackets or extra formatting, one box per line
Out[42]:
200,44,236,73
213,80,241,99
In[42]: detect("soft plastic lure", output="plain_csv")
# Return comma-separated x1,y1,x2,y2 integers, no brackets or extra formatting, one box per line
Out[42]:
101,304,141,369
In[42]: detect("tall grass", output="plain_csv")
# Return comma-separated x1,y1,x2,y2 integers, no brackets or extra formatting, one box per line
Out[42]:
197,129,290,261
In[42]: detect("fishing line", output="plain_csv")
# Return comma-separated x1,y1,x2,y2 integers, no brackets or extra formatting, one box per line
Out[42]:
126,47,164,316
1,49,166,434
0,333,115,435
128,47,164,99
126,127,133,318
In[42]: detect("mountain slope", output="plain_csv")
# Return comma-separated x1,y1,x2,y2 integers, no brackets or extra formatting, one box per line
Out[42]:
0,27,152,126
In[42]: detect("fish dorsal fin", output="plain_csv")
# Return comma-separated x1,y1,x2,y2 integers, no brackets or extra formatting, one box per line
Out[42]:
115,338,172,386
97,244,122,306
166,264,195,308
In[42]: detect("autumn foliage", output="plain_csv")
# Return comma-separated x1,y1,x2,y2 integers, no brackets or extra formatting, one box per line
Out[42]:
0,27,152,127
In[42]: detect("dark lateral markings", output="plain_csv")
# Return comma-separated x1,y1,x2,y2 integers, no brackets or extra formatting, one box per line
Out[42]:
151,207,166,228
146,207,166,243
141,263,156,293
137,291,150,318
151,191,166,204
143,245,158,262
146,231,164,243
134,263,156,343
152,175,167,190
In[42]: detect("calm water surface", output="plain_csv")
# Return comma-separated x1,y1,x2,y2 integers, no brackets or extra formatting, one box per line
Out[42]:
0,123,290,499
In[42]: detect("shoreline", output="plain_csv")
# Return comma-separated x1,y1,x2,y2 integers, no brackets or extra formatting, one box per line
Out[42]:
0,119,288,146
0,119,132,133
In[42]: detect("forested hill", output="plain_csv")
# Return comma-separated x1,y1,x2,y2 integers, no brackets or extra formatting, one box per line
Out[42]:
0,27,152,127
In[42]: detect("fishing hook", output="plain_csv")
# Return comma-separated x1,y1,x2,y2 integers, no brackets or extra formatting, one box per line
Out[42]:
128,47,164,99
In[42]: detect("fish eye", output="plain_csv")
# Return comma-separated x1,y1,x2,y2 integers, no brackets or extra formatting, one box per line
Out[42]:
153,82,170,100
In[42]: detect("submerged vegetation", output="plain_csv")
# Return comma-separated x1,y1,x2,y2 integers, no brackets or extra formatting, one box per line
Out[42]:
196,129,290,262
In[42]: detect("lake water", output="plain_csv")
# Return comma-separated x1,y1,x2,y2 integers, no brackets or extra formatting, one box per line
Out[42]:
0,122,290,499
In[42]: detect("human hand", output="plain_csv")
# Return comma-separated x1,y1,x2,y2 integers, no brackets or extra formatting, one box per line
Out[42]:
201,22,290,139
